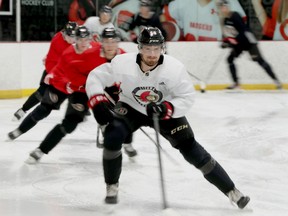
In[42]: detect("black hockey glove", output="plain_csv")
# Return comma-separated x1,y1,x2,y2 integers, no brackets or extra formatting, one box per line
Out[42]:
221,37,238,48
146,101,174,120
221,41,230,49
88,94,114,125
104,83,121,105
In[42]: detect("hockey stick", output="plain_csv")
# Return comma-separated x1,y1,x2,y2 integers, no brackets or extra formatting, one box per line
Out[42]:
152,112,168,209
188,49,227,93
139,127,180,166
104,89,179,165
103,89,180,166
96,125,104,148
187,71,207,93
204,49,227,85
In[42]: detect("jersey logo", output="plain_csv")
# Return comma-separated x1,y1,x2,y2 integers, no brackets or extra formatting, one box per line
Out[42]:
132,86,163,107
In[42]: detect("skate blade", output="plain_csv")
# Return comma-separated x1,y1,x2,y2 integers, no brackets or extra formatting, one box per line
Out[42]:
25,156,39,165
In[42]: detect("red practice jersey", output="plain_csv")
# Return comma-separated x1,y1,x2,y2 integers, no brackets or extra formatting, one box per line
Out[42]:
45,32,72,73
50,41,125,94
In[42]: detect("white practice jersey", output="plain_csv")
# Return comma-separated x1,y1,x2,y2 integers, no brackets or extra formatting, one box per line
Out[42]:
167,0,246,41
86,53,196,118
84,17,114,38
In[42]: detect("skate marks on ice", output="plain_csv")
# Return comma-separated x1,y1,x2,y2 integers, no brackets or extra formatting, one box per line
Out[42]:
1,93,288,215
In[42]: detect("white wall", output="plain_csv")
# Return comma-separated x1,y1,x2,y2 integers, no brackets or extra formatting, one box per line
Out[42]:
0,41,287,98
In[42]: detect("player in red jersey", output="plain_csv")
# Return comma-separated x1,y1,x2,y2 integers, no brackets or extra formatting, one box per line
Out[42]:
7,26,136,163
12,21,78,121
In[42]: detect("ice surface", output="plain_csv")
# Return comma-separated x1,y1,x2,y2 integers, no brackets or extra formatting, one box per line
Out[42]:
1,91,288,216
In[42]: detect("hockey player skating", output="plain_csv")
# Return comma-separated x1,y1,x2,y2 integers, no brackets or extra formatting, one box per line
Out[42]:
12,21,78,121
217,0,282,90
84,5,114,41
8,27,136,163
128,0,167,43
85,26,250,208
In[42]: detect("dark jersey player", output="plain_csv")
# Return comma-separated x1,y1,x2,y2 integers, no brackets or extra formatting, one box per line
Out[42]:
217,0,282,90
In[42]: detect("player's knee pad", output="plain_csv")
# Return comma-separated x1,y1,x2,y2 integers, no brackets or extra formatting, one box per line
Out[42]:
31,104,52,122
199,157,217,175
103,148,122,160
251,54,261,62
54,124,67,136
178,138,211,168
37,84,48,98
61,118,78,134
34,91,43,101
104,120,130,151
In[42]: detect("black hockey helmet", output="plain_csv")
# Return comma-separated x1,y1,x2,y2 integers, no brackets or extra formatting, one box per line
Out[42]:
216,0,229,7
100,5,112,14
140,0,153,7
101,27,120,40
63,21,77,37
75,25,91,38
137,27,165,47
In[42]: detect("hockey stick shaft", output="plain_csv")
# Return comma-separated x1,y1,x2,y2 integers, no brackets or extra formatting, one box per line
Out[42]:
96,126,100,147
153,113,168,209
204,49,227,83
104,89,179,165
187,71,207,92
139,128,180,166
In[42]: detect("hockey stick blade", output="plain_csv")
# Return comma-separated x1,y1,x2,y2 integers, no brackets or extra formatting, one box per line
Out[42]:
187,71,206,93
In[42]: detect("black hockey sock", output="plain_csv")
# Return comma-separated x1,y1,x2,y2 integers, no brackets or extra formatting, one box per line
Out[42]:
39,124,66,154
103,154,122,184
18,113,38,133
18,105,52,133
22,92,41,112
258,58,278,80
229,63,238,84
203,161,235,195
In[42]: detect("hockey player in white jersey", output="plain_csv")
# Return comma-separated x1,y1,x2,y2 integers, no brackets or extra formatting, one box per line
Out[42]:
84,5,114,41
85,26,250,207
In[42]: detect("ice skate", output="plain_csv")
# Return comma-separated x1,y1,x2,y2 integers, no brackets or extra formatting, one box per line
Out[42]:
25,148,44,164
274,81,282,90
123,143,137,158
7,129,22,140
12,108,26,121
226,84,240,90
105,183,119,204
227,187,250,209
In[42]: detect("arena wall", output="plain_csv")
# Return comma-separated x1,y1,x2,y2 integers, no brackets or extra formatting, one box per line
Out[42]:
0,41,287,98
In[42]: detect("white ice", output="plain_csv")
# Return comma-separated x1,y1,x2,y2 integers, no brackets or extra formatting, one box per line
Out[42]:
1,91,288,216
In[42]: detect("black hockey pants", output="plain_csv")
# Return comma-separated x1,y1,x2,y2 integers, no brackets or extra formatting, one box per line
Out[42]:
102,102,235,194
39,92,89,154
18,86,67,134
22,70,50,112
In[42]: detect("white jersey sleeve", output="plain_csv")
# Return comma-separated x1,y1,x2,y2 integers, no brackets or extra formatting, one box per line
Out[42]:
85,63,115,98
